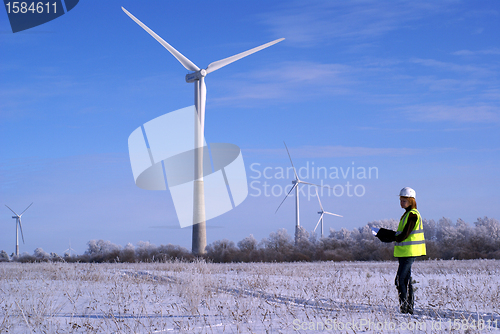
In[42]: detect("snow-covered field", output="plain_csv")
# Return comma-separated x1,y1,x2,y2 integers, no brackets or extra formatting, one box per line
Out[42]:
0,259,499,333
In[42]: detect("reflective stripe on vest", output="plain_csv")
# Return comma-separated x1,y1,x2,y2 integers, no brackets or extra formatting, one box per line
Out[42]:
395,240,426,246
394,208,426,257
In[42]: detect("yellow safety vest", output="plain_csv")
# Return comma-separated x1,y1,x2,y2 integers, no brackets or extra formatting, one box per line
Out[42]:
394,208,426,257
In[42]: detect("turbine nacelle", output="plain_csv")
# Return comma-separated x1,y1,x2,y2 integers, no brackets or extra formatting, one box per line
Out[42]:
185,69,207,83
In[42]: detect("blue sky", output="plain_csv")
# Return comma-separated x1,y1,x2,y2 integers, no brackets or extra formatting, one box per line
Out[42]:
1,0,499,255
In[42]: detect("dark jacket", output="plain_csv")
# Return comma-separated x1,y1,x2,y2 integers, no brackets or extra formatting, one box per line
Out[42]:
376,207,418,243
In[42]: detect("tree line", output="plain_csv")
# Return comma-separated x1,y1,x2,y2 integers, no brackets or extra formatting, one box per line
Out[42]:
1,216,499,263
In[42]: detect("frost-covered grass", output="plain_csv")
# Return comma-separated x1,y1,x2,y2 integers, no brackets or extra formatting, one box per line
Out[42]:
0,259,499,333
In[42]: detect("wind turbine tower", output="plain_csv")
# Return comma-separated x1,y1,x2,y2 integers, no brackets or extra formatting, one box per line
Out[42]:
122,7,284,254
5,203,33,256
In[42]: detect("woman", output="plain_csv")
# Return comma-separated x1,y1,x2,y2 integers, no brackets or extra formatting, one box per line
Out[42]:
376,187,426,314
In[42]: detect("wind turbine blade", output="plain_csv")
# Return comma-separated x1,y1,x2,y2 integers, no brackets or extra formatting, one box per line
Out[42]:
325,211,343,218
315,189,324,211
19,219,25,244
206,38,284,74
298,181,334,191
299,181,322,187
313,214,323,232
283,142,299,180
275,183,297,213
5,205,19,216
122,7,200,72
19,202,33,216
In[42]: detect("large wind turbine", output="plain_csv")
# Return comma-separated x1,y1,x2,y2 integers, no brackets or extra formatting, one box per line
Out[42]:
122,7,284,255
5,203,33,256
313,188,342,238
275,143,326,245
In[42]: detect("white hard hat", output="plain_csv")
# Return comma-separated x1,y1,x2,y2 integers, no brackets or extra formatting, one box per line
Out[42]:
399,187,416,198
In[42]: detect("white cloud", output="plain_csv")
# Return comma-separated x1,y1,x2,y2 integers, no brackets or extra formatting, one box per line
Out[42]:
260,0,446,46
413,76,480,92
246,145,426,158
210,61,358,105
404,105,500,123
410,58,493,76
452,48,500,56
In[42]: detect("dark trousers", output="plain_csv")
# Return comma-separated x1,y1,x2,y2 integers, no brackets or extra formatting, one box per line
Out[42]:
395,257,415,313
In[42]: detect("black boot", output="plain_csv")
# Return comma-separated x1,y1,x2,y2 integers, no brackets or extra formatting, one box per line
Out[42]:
398,286,408,313
399,296,407,313
399,282,414,314
396,275,407,313
407,281,414,314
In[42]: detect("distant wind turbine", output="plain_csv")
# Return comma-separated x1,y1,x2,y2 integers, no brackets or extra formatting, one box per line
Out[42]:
275,142,328,244
64,239,76,257
122,7,284,255
5,203,33,256
313,188,342,238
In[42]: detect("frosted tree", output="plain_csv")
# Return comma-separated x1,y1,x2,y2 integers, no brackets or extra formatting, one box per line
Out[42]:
85,240,121,262
0,250,9,262
34,248,50,262
423,218,437,240
294,226,317,261
331,227,352,240
50,252,64,262
237,234,258,252
261,228,293,261
367,219,398,231
120,243,136,263
205,239,238,262
135,241,157,262
455,218,470,243
236,234,260,262
475,217,500,240
469,217,500,257
157,244,193,261
436,217,453,241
